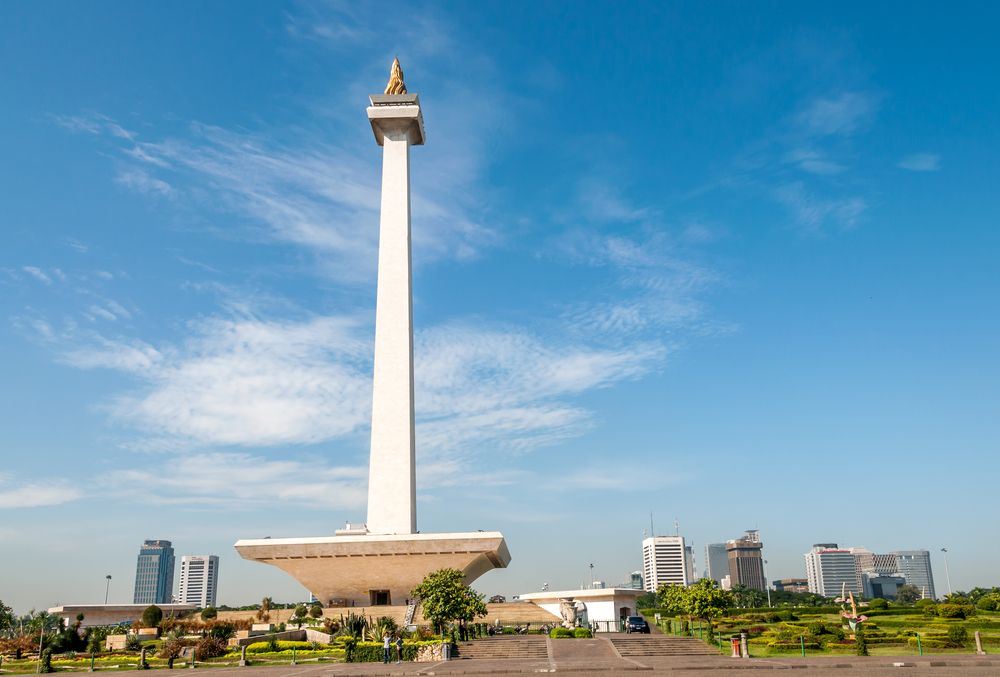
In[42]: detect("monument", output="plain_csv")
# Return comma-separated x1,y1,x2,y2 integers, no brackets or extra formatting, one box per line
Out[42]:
234,58,510,607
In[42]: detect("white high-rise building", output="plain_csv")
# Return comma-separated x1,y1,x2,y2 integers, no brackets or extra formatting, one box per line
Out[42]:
178,555,219,607
642,536,691,592
804,544,862,598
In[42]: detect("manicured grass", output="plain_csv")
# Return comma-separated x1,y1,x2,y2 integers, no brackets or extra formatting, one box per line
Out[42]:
652,608,1000,658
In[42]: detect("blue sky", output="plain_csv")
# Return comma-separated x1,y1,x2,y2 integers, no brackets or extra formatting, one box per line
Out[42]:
1,1,998,612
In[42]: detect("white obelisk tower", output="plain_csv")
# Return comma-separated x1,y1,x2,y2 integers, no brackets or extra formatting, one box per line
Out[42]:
364,59,425,535
235,61,508,607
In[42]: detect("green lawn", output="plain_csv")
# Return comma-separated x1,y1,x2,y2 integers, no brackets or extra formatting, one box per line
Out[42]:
651,608,1000,658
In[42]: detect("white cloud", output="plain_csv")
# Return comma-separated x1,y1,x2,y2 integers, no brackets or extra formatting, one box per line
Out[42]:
105,452,367,510
22,266,52,285
785,148,846,175
115,168,174,197
0,475,84,509
898,153,940,172
774,181,866,234
797,92,876,137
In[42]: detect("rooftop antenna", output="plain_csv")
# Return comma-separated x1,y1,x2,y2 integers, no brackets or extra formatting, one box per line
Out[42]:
650,512,655,537
674,518,680,536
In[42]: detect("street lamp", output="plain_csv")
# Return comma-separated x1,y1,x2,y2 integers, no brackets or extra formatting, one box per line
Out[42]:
589,563,594,589
763,560,771,607
104,575,112,604
940,549,952,597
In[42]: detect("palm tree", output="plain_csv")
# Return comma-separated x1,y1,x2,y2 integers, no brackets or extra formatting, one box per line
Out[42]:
256,597,272,623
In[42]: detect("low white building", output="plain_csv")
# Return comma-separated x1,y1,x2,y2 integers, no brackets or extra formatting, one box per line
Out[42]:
516,588,645,631
48,604,197,628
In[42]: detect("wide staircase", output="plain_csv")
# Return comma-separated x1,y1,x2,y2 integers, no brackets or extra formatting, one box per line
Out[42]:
455,635,549,660
608,634,719,657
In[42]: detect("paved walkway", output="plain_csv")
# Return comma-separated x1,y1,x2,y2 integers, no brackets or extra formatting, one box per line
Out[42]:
196,652,1000,676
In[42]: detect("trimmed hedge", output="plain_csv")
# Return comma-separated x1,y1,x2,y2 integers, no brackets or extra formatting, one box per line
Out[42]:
573,628,593,638
246,641,314,654
549,628,574,639
346,640,442,662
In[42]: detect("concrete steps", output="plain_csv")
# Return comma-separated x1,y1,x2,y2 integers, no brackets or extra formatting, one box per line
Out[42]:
608,634,719,656
455,635,549,659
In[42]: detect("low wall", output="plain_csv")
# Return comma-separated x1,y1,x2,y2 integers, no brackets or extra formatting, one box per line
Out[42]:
228,628,333,647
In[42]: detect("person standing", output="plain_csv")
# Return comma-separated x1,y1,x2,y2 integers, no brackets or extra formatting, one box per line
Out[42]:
395,635,404,663
382,634,391,663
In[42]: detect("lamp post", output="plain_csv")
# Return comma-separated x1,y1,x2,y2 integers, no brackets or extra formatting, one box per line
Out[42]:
763,560,771,607
589,563,594,589
104,575,112,604
940,548,952,597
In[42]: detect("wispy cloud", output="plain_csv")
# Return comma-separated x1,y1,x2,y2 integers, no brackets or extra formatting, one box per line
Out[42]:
105,452,367,510
898,152,940,172
773,181,866,234
796,91,877,137
116,168,174,196
21,266,53,285
0,474,84,509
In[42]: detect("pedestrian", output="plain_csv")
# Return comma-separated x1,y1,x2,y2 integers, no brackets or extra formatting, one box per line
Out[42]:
382,633,391,664
395,635,404,663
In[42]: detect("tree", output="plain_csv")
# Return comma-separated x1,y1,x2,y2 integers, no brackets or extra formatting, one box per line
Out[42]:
293,604,307,619
0,600,15,639
730,585,767,608
656,583,687,614
256,597,272,623
141,605,163,628
200,607,218,621
683,579,735,621
411,568,487,634
896,584,921,604
308,603,323,619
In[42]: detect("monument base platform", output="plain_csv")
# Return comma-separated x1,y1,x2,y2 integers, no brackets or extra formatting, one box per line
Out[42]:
234,531,510,607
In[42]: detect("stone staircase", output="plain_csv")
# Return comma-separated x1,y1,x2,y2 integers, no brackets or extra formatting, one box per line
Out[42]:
608,633,719,656
455,635,549,660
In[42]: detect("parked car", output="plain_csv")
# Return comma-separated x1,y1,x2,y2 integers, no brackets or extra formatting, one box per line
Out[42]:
624,615,650,633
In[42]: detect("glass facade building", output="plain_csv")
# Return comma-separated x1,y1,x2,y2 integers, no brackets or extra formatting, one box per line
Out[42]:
133,539,175,604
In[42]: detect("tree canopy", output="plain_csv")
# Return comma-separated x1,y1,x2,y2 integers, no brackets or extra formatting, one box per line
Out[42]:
896,584,921,604
141,605,162,628
657,579,734,620
411,568,487,632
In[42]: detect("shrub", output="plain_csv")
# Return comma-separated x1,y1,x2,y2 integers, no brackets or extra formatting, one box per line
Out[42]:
549,627,574,639
194,636,229,659
39,648,54,673
976,597,998,611
309,604,323,619
914,599,938,609
855,630,869,656
868,598,888,610
125,634,143,651
200,607,218,621
141,606,163,629
937,604,975,619
806,622,826,636
946,625,968,648
246,641,314,654
158,637,186,659
573,627,592,638
347,640,442,662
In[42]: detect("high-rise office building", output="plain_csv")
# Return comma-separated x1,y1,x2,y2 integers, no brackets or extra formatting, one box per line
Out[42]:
133,539,175,604
704,543,729,584
178,555,220,607
893,551,936,599
642,536,692,592
726,530,766,591
804,544,862,598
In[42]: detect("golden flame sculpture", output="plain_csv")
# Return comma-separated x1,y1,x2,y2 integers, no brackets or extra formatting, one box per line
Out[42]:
384,57,407,95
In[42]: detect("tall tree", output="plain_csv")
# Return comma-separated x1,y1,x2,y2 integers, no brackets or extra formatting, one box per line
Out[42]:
0,600,15,639
411,568,487,634
896,585,921,604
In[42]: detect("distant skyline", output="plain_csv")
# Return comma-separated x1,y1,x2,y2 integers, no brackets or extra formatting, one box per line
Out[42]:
2,1,999,613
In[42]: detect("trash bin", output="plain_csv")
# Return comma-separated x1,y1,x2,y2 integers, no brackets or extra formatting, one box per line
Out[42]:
730,636,742,658
442,643,452,661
